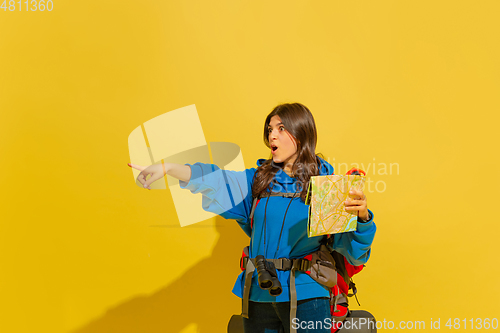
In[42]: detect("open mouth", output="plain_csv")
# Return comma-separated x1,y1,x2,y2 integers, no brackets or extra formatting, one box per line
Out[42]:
271,146,278,152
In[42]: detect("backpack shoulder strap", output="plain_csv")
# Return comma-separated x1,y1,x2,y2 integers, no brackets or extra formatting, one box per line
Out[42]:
249,196,260,229
331,250,350,285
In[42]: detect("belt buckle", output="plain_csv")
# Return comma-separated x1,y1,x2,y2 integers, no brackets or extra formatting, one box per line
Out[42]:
278,258,292,271
294,258,311,271
240,257,248,271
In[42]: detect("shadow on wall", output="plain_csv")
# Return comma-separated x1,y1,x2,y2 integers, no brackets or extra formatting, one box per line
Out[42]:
72,216,249,333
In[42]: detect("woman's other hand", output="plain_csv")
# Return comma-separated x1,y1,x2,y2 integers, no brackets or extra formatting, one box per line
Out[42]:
343,189,369,221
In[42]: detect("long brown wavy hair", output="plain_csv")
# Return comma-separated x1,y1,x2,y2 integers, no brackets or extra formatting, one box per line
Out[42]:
252,103,324,202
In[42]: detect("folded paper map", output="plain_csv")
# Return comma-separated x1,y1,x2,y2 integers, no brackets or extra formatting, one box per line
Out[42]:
307,175,366,237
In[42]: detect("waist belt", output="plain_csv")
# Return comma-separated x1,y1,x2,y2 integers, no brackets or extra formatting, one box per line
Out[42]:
241,256,312,333
241,257,311,272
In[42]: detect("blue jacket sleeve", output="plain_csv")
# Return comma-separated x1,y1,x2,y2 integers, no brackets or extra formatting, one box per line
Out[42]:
178,163,256,236
330,209,376,266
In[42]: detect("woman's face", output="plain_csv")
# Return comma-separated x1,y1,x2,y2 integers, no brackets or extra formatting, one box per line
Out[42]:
267,115,298,170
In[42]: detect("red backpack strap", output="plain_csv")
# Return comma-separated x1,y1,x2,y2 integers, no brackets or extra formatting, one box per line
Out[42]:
344,257,364,276
336,272,349,295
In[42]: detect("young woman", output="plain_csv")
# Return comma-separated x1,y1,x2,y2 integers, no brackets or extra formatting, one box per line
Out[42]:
129,103,376,333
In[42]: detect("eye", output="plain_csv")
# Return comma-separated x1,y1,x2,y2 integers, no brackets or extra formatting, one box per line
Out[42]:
279,126,285,131
267,128,272,133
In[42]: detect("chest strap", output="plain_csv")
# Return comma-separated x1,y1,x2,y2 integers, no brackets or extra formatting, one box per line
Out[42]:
249,191,298,226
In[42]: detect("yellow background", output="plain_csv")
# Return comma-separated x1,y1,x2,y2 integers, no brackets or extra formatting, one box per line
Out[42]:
1,1,499,332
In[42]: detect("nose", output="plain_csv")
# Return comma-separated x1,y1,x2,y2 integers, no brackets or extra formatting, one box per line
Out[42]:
269,128,278,140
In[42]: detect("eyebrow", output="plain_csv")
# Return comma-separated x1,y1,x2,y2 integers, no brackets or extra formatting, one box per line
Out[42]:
267,122,284,128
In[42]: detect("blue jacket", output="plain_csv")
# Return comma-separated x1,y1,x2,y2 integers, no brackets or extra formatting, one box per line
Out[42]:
179,157,376,303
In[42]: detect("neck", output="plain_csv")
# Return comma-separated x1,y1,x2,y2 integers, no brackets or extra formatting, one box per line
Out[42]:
284,164,294,177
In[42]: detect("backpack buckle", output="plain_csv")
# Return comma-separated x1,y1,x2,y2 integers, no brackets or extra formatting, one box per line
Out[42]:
276,258,292,270
292,258,311,272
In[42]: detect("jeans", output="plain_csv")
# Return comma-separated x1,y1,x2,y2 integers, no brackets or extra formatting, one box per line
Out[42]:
243,297,331,333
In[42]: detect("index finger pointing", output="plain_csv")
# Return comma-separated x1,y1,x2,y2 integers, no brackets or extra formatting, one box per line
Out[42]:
128,163,145,171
